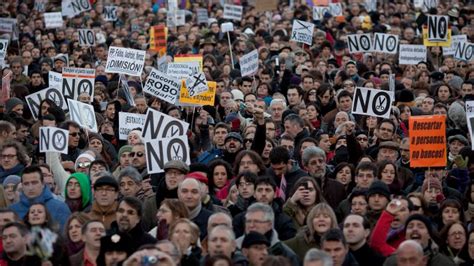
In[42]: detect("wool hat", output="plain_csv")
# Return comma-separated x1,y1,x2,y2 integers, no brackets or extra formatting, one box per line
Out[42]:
231,89,244,101
421,178,442,193
367,180,391,200
54,53,67,64
405,214,434,239
89,133,104,144
379,141,400,151
3,175,20,187
225,132,243,143
185,172,208,185
242,231,270,248
118,145,133,158
75,153,96,169
94,176,119,191
164,160,190,174
448,134,469,146
65,172,91,208
5,97,24,114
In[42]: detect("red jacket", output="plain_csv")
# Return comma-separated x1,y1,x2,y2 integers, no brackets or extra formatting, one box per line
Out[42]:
369,211,406,257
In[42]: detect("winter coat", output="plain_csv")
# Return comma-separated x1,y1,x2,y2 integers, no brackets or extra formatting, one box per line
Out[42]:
383,241,456,266
284,227,319,259
370,211,406,257
85,201,118,230
142,177,178,231
108,221,156,252
192,207,214,240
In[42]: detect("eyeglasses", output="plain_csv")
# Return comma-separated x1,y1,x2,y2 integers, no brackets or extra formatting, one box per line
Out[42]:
69,132,80,137
245,219,269,225
0,154,17,160
356,137,368,141
457,64,468,68
238,181,253,187
129,152,144,157
412,205,422,211
244,139,253,144
76,162,91,169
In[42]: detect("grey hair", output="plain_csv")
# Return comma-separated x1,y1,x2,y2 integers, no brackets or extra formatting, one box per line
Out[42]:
304,248,333,266
269,99,287,112
246,202,275,227
156,240,181,259
208,212,233,227
397,240,423,255
302,146,326,166
118,166,142,184
209,225,236,241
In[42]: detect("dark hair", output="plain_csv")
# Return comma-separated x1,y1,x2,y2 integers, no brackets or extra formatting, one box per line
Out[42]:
205,254,233,266
2,222,29,236
344,214,370,229
439,221,467,253
289,176,325,205
208,160,233,194
349,189,368,203
377,119,396,132
120,197,143,217
81,220,103,235
255,176,277,191
233,150,266,176
235,171,257,188
437,198,465,228
337,90,352,102
24,203,57,230
321,228,347,246
22,165,44,182
269,146,290,164
355,161,378,176
284,114,305,128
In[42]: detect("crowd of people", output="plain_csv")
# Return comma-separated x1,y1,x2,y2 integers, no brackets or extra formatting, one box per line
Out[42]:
1,0,474,265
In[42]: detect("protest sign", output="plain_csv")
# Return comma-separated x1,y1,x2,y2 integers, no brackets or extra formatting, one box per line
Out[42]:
149,25,167,56
467,112,474,151
422,27,452,47
329,3,343,16
34,0,47,12
78,29,95,47
157,55,168,73
0,18,15,33
312,6,331,21
39,127,69,154
119,74,135,107
443,35,467,56
466,101,474,116
291,20,314,45
347,34,373,53
143,68,181,104
185,73,208,97
105,46,146,76
223,4,243,21
44,12,63,29
174,55,203,71
239,49,259,77
145,135,190,174
221,22,234,33
398,45,427,65
62,67,95,102
454,42,474,62
179,81,216,106
373,33,399,54
48,71,62,90
142,108,189,140
67,99,98,132
196,8,209,24
103,6,117,21
25,87,68,120
351,87,394,119
365,0,376,12
118,112,146,140
167,62,199,80
62,0,92,18
254,0,278,12
0,39,7,60
409,115,447,167
427,15,449,42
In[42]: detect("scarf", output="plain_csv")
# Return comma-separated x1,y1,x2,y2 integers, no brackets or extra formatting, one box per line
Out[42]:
67,240,84,256
66,198,83,213
188,202,202,220
0,164,25,182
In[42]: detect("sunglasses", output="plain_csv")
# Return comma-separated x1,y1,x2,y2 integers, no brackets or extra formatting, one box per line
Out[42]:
69,132,80,137
76,162,91,169
244,139,253,143
356,137,368,141
412,205,422,211
457,64,468,68
129,152,144,157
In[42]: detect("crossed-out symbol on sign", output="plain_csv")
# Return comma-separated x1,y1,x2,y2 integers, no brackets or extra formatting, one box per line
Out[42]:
296,20,312,33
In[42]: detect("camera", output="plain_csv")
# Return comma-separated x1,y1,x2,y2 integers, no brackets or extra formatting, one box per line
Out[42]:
142,256,158,266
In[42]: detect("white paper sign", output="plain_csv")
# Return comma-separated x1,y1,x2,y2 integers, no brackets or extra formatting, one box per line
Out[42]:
221,22,234,33
466,101,474,116
105,46,146,76
78,29,95,47
118,112,146,140
62,0,92,18
454,42,474,62
399,45,427,65
352,87,394,119
443,35,467,56
44,12,63,29
373,33,399,54
347,34,373,54
185,72,208,97
329,3,343,16
62,67,95,102
467,112,474,151
239,49,259,77
223,4,243,21
34,0,47,12
0,39,8,60
427,15,449,42
167,62,199,80
312,6,331,21
48,71,62,89
196,8,209,24
25,87,68,120
103,6,118,21
143,68,181,104
145,135,190,174
142,108,189,140
39,127,69,154
290,20,314,45
67,99,98,132
0,18,16,33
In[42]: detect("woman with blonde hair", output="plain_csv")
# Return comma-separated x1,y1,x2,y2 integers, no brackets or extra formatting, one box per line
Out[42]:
169,218,202,265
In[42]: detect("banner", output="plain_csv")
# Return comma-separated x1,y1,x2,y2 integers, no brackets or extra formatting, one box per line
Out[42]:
0,39,7,60
149,25,167,56
48,71,62,90
454,42,474,62
143,68,181,104
351,87,394,119
105,46,146,76
25,87,68,120
62,67,95,102
44,12,63,29
67,99,98,132
39,127,69,154
373,33,399,54
145,135,190,174
409,115,446,167
141,108,189,140
103,6,117,21
62,0,92,18
290,20,314,45
179,81,216,106
223,4,243,21
347,34,372,54
239,49,259,77
443,35,467,56
78,29,95,47
118,112,146,140
399,45,427,65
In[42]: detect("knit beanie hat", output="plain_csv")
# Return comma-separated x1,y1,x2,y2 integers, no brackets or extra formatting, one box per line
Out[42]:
118,145,133,158
89,133,104,144
65,172,92,208
3,175,20,187
421,178,442,193
405,214,434,239
5,97,24,114
367,180,391,200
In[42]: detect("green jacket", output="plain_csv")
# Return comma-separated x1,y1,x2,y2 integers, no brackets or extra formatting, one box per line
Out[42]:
284,226,319,260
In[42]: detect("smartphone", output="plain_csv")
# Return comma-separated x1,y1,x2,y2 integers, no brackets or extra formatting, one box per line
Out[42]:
301,182,309,190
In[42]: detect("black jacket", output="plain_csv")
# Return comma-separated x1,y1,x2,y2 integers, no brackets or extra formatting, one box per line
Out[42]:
192,207,214,240
108,221,157,252
351,243,384,266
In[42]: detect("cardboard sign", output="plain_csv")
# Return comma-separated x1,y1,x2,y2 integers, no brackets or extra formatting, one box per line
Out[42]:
0,39,7,60
39,127,69,154
422,27,452,47
467,111,474,151
290,20,314,45
25,87,68,120
44,12,63,29
143,68,181,104
185,72,208,97
62,0,92,18
409,115,447,167
454,42,474,62
48,71,62,89
78,29,95,47
118,112,146,140
179,81,216,106
239,49,259,77
373,33,399,54
221,22,234,33
105,46,146,76
196,8,209,24
145,135,190,174
67,99,98,132
149,25,167,56
62,67,95,102
142,108,189,140
223,4,243,21
399,45,427,65
254,0,278,12
427,15,449,42
443,35,467,56
351,87,394,119
103,6,117,21
167,10,185,27
347,34,373,54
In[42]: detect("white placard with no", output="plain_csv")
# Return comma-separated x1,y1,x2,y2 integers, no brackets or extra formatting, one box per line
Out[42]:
351,87,394,119
62,67,95,102
347,34,373,54
373,33,399,54
103,6,117,21
78,29,95,47
142,108,189,140
290,20,314,46
25,87,69,120
399,45,427,65
62,0,92,18
443,35,467,56
145,135,190,174
454,42,474,62
67,99,98,132
39,127,69,154
427,15,449,42
143,68,181,104
0,39,8,60
118,112,146,140
239,49,259,77
105,46,146,76
312,6,331,21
